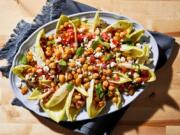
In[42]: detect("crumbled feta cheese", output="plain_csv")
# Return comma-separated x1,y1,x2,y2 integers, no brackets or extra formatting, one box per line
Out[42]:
97,63,102,67
120,57,126,62
136,43,142,48
42,75,46,80
107,33,112,37
55,37,61,43
36,68,42,73
88,71,92,75
107,64,110,68
128,72,132,75
31,77,35,82
110,42,116,49
116,53,121,57
76,61,82,67
25,74,30,80
78,74,83,78
16,82,22,88
110,62,116,67
81,17,87,22
43,66,49,72
78,27,85,33
128,60,134,64
94,52,103,58
133,72,139,78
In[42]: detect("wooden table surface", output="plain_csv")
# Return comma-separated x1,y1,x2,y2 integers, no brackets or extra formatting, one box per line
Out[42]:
0,0,180,135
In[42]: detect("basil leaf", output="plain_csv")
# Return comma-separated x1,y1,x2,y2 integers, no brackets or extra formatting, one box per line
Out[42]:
76,47,84,56
59,59,67,66
19,54,28,65
66,83,74,91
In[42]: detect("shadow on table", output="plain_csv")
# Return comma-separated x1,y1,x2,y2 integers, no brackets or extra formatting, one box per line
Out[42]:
30,42,179,135
111,42,180,135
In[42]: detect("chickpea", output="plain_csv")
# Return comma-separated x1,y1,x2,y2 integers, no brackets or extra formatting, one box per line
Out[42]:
67,73,73,81
95,97,100,102
70,103,75,107
48,35,53,40
79,57,85,64
50,69,56,75
95,47,101,52
115,32,120,37
70,48,75,55
75,78,81,86
73,73,78,79
108,91,113,97
65,48,72,55
21,86,28,95
113,36,120,41
103,80,109,88
112,97,118,103
101,75,106,81
120,31,126,38
71,71,76,75
45,50,52,57
59,74,65,84
108,85,115,91
106,69,112,75
68,62,75,68
83,77,89,83
55,49,61,58
83,71,88,77
60,25,64,30
84,82,90,90
88,66,93,71
74,95,81,100
92,73,99,79
77,68,82,74
98,101,105,107
87,48,93,55
26,52,33,62
62,53,68,60
129,89,135,96
127,57,132,61
49,62,56,69
82,64,88,71
51,82,56,87
135,77,142,83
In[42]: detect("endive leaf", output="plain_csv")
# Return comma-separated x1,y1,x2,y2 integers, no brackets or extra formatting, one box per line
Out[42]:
86,80,106,118
12,65,32,80
120,45,144,58
40,97,67,123
128,29,144,43
45,83,69,108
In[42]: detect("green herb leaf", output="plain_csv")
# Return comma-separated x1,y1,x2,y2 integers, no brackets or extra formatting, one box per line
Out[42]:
19,54,28,65
104,54,113,61
76,47,84,56
91,40,99,49
59,59,67,66
66,83,74,91
95,83,105,99
91,38,110,49
47,40,55,46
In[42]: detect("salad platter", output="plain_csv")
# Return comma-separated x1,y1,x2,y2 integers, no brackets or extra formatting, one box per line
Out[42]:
10,11,158,122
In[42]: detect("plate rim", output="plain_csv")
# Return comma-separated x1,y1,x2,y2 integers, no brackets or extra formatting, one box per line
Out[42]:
9,11,159,122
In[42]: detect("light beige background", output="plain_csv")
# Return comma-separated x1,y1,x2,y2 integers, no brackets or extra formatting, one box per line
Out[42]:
0,0,180,135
